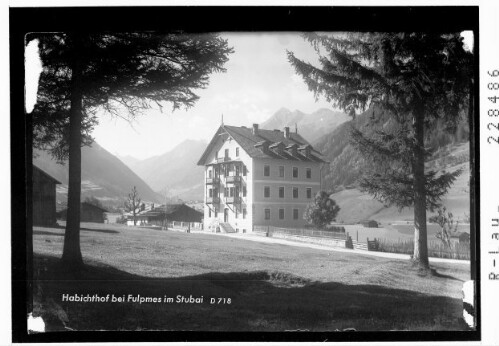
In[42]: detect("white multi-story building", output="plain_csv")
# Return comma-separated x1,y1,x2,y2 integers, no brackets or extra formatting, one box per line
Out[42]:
197,123,326,233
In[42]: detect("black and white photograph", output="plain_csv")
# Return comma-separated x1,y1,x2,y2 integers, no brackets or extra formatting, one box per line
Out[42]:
9,5,486,343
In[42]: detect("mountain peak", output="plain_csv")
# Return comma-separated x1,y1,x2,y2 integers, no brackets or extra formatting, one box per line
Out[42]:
260,107,349,143
275,107,292,115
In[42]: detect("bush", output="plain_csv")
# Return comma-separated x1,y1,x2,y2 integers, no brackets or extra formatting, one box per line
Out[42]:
116,215,128,224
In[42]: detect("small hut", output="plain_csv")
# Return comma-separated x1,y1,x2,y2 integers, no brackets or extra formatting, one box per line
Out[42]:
32,165,61,226
361,220,379,228
57,202,108,223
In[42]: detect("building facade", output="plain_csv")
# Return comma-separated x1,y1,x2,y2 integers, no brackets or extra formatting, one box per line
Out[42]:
197,124,325,233
33,165,61,226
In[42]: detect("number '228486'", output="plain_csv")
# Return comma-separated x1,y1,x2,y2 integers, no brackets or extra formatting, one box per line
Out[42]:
488,70,499,144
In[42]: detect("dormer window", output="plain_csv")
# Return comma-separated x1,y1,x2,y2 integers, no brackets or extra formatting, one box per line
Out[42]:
286,144,298,156
298,145,312,158
254,140,270,154
269,141,285,155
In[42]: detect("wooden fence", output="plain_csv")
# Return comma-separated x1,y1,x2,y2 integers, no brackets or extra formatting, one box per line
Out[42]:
254,225,385,253
253,225,347,239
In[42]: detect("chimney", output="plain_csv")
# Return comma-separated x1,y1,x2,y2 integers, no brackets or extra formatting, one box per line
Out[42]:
252,123,259,135
284,127,290,139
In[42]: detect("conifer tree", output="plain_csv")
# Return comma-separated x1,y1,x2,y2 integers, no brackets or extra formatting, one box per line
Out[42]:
288,32,473,269
31,32,233,267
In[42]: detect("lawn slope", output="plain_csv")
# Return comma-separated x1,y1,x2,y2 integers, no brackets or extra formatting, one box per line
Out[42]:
32,223,470,332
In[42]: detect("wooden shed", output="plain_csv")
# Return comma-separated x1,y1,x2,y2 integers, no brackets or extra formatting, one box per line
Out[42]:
57,202,108,223
128,203,203,226
32,165,61,226
361,220,379,228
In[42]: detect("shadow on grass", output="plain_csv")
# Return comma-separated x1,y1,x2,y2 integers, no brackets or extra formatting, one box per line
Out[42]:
430,269,465,282
33,231,65,237
32,254,467,332
36,225,120,234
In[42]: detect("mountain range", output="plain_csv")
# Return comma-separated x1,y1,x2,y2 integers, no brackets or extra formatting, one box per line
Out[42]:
32,105,470,223
312,107,471,223
33,142,162,209
260,107,350,144
117,108,350,201
118,139,207,202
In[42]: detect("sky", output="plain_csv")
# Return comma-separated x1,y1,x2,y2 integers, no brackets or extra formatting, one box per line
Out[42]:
91,33,334,159
25,31,474,160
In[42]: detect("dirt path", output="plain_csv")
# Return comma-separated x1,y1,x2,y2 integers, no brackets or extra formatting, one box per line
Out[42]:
196,231,470,265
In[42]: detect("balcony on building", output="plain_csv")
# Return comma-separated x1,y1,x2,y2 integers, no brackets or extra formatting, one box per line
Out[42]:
206,196,220,204
226,175,242,184
225,196,241,204
206,176,220,185
216,156,231,163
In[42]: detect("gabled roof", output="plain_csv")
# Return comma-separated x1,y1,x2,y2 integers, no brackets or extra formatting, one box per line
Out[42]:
197,125,325,165
33,165,61,184
57,202,108,214
81,202,108,213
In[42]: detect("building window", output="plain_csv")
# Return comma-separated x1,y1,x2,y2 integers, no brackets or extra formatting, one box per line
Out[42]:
264,165,270,177
225,148,229,159
279,186,285,198
293,187,298,199
306,168,312,179
279,165,285,177
208,169,212,178
265,208,271,220
293,167,298,178
243,208,247,219
209,189,213,197
235,165,240,176
264,186,270,198
243,186,247,197
243,165,247,176
224,187,228,196
293,209,299,220
215,210,218,218
235,186,240,197
279,208,284,220
229,187,235,197
307,188,312,199
209,209,212,218
236,147,240,157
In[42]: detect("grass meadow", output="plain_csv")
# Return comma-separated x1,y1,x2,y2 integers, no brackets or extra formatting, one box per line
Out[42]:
32,223,471,332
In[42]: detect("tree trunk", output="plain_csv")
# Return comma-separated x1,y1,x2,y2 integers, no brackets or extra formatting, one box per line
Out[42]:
61,34,84,267
412,107,429,269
